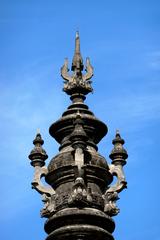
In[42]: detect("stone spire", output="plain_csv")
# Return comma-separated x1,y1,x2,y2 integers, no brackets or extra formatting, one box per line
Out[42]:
28,33,128,240
71,31,84,72
109,130,128,166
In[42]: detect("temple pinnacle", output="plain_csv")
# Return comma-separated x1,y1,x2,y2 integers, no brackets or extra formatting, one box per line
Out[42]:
61,32,93,96
28,33,129,240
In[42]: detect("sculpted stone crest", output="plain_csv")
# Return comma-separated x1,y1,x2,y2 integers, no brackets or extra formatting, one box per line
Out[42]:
61,32,93,95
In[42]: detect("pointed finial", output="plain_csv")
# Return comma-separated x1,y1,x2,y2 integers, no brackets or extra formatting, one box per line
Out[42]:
76,30,79,39
113,129,124,144
37,128,40,134
72,31,83,71
116,129,120,135
29,132,48,167
33,132,44,145
75,31,80,54
61,32,93,96
109,130,128,165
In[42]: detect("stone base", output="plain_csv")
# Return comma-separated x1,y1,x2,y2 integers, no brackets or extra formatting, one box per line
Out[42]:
45,208,115,240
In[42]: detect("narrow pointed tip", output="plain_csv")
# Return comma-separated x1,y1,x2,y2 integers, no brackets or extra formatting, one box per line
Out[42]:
72,31,83,71
75,31,80,53
115,129,123,141
76,31,79,38
116,129,120,138
33,130,44,146
112,130,125,145
116,129,120,136
37,128,40,134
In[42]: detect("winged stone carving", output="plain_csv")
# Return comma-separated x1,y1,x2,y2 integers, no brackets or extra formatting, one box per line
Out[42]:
61,32,93,95
61,58,72,83
82,57,93,82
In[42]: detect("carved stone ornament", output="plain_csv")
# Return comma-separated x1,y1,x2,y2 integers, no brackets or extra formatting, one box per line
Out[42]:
103,164,127,216
31,165,56,218
68,177,92,207
61,32,93,95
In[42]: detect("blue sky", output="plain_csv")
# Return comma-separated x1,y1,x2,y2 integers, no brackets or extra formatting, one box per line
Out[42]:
0,0,160,239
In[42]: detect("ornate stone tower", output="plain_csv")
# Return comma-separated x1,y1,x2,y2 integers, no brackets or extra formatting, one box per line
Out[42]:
29,32,128,240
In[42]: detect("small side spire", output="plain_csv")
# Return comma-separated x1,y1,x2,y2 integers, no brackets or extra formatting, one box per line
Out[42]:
70,113,88,150
109,130,128,166
28,132,48,167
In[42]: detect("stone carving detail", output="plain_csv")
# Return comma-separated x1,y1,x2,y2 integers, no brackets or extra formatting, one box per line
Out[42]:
31,166,54,196
107,164,127,194
103,164,127,216
41,193,56,218
55,193,71,210
61,58,93,94
68,177,92,207
68,176,104,209
104,192,120,216
61,32,93,95
32,165,56,218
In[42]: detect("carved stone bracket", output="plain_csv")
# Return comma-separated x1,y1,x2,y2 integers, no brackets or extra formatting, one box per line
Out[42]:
32,166,55,196
32,166,56,218
107,164,127,194
103,164,127,216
